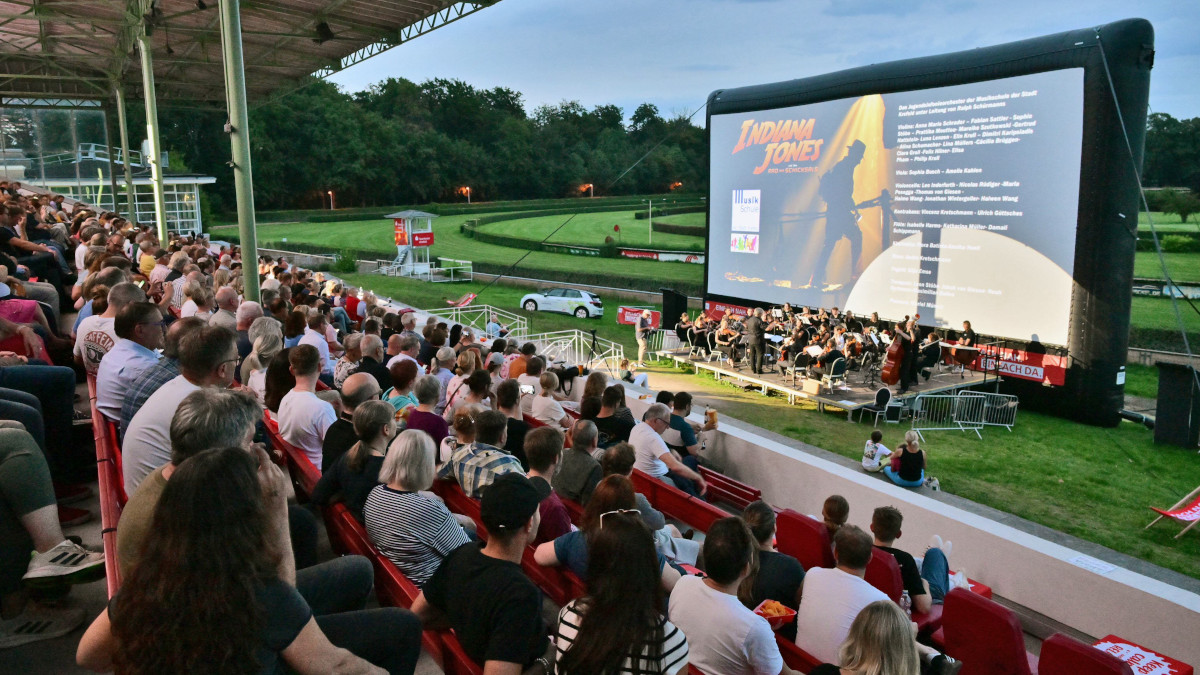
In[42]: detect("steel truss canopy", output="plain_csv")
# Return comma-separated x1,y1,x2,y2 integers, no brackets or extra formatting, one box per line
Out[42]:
0,0,500,103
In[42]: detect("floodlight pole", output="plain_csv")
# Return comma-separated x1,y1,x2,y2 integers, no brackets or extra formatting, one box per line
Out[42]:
113,85,137,224
136,34,169,243
218,0,260,302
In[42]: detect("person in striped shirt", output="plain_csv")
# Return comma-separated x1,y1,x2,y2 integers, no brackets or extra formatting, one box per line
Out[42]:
364,429,470,587
436,410,525,498
555,512,689,675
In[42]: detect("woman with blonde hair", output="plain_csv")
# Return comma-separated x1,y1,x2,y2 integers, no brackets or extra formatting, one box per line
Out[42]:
883,430,926,488
312,400,396,521
441,351,476,413
809,600,921,675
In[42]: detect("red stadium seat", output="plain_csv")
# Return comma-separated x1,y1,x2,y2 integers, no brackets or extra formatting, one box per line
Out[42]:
1039,633,1133,675
941,587,1038,675
103,419,127,506
865,547,904,603
262,410,320,499
777,634,822,673
96,458,123,598
698,465,762,512
774,509,835,571
630,469,727,532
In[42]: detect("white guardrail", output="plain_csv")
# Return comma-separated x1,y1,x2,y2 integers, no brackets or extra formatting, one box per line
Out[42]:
525,329,626,376
419,304,529,342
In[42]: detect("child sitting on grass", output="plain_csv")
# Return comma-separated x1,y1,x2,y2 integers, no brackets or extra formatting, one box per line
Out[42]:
861,429,892,473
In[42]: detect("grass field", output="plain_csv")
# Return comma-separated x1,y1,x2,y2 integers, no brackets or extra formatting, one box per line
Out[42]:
646,361,1200,580
481,210,703,250
1138,211,1200,231
1134,251,1200,283
653,212,707,228
1130,296,1200,334
245,216,705,290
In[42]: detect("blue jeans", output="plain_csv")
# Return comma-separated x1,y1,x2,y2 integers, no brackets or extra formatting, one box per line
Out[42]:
0,366,75,477
295,554,374,615
883,466,924,488
330,307,351,334
665,455,703,498
920,547,949,604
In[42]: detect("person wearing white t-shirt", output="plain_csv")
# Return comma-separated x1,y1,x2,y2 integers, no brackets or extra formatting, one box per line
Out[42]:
74,281,144,374
297,313,334,379
530,372,571,428
385,334,426,376
122,324,239,494
278,344,337,470
516,356,563,416
795,525,889,664
861,429,892,473
629,403,706,498
669,517,800,675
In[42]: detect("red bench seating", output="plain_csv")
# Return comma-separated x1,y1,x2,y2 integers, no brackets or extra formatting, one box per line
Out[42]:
774,509,836,572
864,547,943,637
630,469,729,532
1038,633,1133,675
698,465,762,511
938,587,1038,675
87,375,125,598
777,635,823,673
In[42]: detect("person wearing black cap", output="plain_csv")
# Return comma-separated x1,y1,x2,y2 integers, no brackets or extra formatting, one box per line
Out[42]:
413,473,554,673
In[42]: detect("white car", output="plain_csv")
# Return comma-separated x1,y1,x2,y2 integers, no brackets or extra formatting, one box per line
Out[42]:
520,287,604,319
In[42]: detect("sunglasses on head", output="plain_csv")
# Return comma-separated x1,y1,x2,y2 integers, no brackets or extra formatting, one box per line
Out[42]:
598,509,640,528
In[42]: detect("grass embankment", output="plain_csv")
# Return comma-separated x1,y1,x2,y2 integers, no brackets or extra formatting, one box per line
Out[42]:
644,361,1200,580
481,210,702,250
1133,252,1200,283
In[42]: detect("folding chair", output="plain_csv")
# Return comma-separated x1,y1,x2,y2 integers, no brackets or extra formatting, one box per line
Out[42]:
821,357,847,393
785,352,811,387
1146,484,1200,539
856,387,892,426
940,587,1038,675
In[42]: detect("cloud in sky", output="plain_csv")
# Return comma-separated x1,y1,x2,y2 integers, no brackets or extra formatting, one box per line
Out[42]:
328,0,1199,120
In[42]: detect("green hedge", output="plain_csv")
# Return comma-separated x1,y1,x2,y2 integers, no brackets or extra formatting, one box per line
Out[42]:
1129,326,1200,352
652,221,706,237
632,204,706,220
1136,231,1200,252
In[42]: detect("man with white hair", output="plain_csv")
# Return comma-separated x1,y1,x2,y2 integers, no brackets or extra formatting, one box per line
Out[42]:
74,281,145,374
233,300,263,367
218,254,232,272
356,333,391,391
208,286,239,332
630,402,707,498
635,309,653,367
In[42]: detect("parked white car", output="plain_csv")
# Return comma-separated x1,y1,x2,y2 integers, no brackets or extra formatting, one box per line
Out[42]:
519,287,604,319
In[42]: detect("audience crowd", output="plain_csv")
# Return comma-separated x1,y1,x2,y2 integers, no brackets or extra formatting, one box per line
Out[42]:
0,192,964,675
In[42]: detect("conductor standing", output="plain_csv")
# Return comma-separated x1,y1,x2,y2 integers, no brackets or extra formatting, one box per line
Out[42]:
743,307,767,375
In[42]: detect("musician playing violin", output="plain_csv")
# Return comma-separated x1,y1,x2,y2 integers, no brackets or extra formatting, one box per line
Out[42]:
714,316,743,363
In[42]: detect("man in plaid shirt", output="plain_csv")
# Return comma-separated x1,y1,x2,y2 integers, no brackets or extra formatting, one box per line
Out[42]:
437,409,524,497
119,318,203,437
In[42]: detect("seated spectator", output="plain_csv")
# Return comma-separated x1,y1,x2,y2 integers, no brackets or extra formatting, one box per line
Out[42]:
298,313,334,384
601,443,698,565
552,420,602,503
619,358,649,388
333,333,362,390
120,317,203,435
524,426,571,545
382,359,420,417
364,429,470,587
660,391,716,471
312,400,395,522
386,334,425,377
518,355,546,415
580,371,609,403
630,403,707,498
531,372,571,428
439,406,479,465
233,299,263,367
283,310,305,348
437,410,524,497
406,375,450,447
808,600,921,675
430,346,456,415
655,390,675,407
0,427,103,648
822,494,849,541
739,501,805,641
122,324,238,493
443,369,492,422
795,525,888,663
578,396,601,422
442,351,476,414
413,473,553,673
885,431,926,488
74,281,143,374
669,517,800,675
95,302,164,421
609,383,638,426
506,341,535,380
320,372,380,470
277,344,337,470
555,513,689,675
355,334,391,392
594,385,635,448
208,286,238,331
79,447,421,674
861,430,892,473
871,506,950,613
535,475,680,591
485,313,508,339
496,379,529,470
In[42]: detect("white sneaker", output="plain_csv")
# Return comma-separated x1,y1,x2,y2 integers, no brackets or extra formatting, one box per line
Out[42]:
0,604,86,648
929,534,944,551
22,540,105,587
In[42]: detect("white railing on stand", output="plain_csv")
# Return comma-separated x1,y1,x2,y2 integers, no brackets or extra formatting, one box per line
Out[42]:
526,329,626,376
421,304,529,341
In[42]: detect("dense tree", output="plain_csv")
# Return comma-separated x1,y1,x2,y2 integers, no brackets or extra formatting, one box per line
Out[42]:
1142,113,1200,193
152,76,708,210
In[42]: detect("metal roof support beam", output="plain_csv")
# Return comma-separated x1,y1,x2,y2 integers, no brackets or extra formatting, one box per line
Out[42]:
137,31,167,241
219,0,259,302
113,84,136,222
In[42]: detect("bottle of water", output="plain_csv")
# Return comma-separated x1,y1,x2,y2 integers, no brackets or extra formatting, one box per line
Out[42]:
900,590,912,618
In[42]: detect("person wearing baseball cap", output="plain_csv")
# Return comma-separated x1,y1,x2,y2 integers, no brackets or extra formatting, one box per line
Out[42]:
413,473,554,672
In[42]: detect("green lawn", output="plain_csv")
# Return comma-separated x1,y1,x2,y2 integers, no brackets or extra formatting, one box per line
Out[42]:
338,273,655,354
1134,251,1200,283
646,361,1200,580
1122,363,1158,399
245,216,704,290
481,210,703,250
1130,296,1200,334
654,212,707,228
1138,210,1199,232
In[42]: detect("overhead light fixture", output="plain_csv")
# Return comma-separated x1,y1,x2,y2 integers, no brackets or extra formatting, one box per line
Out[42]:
313,21,335,44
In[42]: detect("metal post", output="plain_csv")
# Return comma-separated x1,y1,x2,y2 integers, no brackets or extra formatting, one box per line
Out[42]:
101,103,122,212
113,86,137,222
218,0,260,302
136,35,168,241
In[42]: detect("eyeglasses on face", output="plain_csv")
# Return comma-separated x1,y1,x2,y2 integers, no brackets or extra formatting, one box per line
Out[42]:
598,509,640,528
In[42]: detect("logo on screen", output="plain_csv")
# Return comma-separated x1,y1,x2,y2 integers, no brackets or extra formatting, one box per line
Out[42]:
732,189,761,233
731,233,759,254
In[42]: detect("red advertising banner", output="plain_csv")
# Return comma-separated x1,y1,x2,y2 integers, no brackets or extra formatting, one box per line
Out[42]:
617,249,705,264
412,232,434,247
617,307,661,328
947,342,1068,386
393,219,408,246
703,300,751,321
620,249,659,260
1093,635,1192,675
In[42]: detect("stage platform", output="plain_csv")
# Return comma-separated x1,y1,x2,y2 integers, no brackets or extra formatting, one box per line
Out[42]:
661,348,994,417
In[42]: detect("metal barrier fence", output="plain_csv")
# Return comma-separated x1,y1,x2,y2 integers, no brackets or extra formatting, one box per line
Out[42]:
910,393,985,442
525,329,626,376
960,391,1019,431
420,304,529,341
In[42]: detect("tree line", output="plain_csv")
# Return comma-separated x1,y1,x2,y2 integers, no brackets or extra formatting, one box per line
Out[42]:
151,77,707,214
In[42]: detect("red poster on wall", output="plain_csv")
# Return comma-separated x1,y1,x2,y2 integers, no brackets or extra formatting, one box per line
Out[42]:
703,300,751,321
393,219,408,246
617,307,661,327
412,232,434,247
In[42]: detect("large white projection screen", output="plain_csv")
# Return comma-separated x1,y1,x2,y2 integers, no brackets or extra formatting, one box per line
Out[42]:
707,69,1084,346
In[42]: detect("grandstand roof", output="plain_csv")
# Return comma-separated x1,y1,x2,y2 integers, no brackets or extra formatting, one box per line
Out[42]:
0,0,499,103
